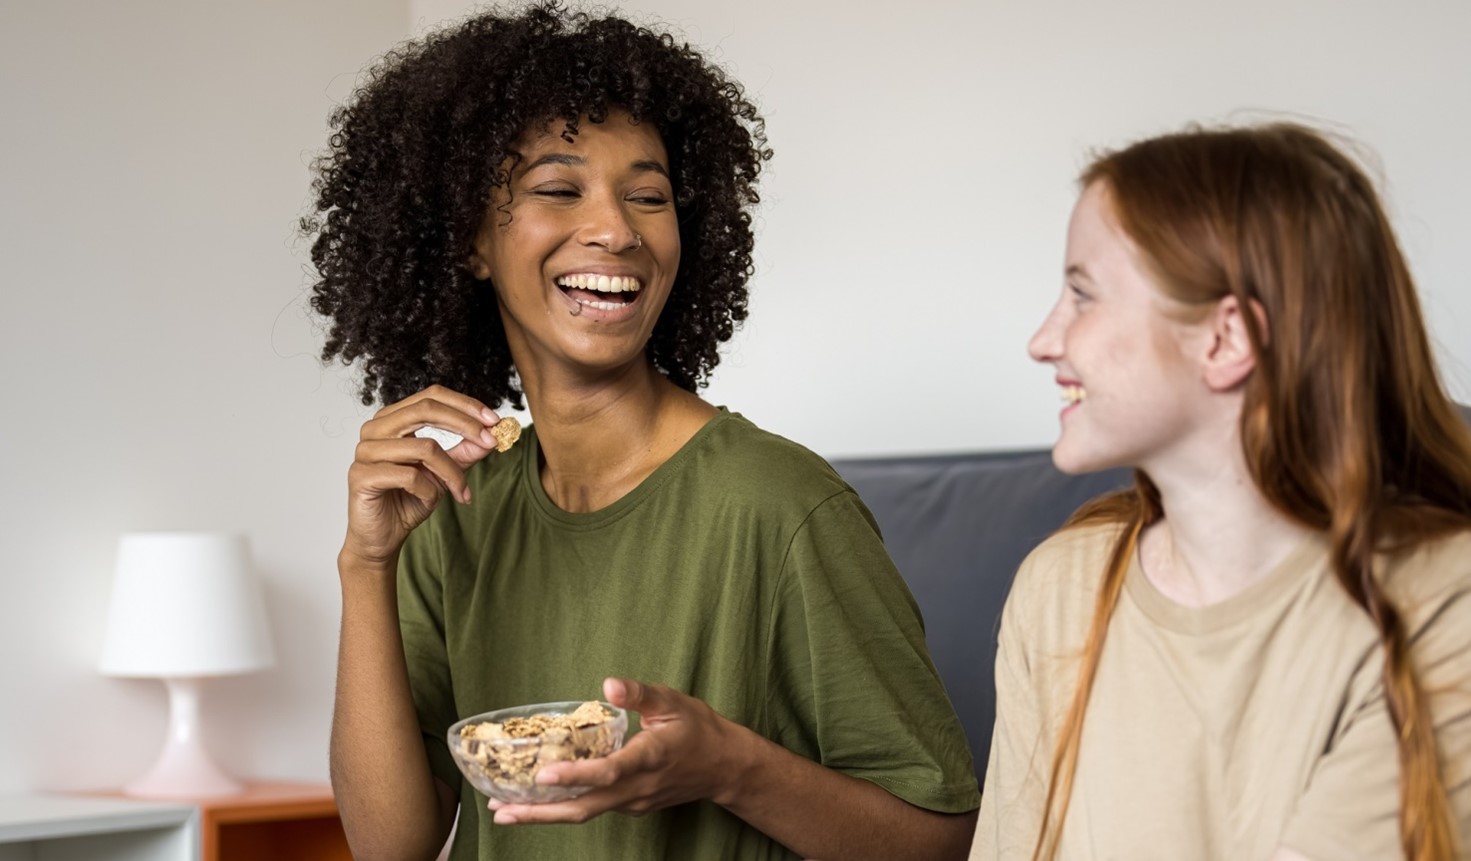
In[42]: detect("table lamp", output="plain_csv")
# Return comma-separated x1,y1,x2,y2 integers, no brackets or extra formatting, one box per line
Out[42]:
98,532,275,798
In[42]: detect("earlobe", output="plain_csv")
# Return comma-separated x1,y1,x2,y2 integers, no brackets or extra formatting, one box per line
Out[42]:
1203,295,1259,392
467,250,492,281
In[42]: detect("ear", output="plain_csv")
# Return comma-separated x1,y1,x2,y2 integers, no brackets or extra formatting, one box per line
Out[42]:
1202,294,1262,392
467,246,493,280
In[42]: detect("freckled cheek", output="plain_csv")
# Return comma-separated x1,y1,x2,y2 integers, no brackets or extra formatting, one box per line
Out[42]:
1091,322,1144,367
1099,342,1131,368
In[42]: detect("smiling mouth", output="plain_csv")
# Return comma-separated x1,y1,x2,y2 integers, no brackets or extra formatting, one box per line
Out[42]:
556,273,643,311
1060,384,1086,405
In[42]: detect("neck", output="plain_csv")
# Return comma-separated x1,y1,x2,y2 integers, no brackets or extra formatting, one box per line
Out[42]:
520,358,715,513
1139,426,1314,608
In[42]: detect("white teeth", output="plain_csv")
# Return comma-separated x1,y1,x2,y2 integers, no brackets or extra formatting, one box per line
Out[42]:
575,299,624,311
555,273,642,293
1059,385,1087,404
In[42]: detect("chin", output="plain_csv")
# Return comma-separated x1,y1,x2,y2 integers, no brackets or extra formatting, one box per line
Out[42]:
1050,449,1089,475
1050,441,1125,476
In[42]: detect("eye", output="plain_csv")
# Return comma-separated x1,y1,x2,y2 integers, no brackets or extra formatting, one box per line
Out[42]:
628,190,670,206
530,183,580,199
1067,282,1093,304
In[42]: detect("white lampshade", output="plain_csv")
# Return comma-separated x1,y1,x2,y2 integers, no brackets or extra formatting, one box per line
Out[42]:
99,532,274,679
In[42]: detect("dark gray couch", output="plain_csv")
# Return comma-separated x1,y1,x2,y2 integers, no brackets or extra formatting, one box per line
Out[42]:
830,403,1471,785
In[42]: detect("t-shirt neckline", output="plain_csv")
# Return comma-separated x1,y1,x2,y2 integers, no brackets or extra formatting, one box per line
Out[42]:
1125,528,1329,634
519,407,737,529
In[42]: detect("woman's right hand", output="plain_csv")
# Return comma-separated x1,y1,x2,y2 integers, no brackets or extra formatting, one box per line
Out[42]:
341,385,504,569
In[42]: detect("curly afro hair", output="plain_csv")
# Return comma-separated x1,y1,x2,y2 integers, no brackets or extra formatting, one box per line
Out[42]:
302,1,772,408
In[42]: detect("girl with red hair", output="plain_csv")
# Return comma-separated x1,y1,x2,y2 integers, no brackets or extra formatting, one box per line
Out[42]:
974,124,1471,861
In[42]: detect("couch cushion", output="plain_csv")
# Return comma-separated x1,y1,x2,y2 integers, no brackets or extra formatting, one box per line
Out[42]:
831,450,1129,783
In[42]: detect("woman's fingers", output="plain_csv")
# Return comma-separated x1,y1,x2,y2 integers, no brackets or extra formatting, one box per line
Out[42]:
349,460,446,509
490,711,698,826
353,436,476,503
364,400,497,445
491,764,657,825
366,398,503,466
536,742,642,789
375,384,496,419
341,384,504,567
374,385,500,435
343,460,448,566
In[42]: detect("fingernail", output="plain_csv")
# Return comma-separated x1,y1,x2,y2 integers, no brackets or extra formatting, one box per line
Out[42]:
481,429,497,447
461,487,473,504
481,408,500,424
494,811,517,825
536,771,559,785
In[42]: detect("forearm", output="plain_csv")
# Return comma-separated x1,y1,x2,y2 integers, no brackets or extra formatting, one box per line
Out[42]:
718,723,977,861
330,552,453,861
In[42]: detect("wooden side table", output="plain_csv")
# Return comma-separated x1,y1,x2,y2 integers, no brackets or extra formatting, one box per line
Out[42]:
195,782,350,861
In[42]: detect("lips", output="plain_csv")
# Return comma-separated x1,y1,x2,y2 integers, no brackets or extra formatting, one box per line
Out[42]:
555,272,642,310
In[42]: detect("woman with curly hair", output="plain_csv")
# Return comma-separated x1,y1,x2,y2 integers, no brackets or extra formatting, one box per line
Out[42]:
973,123,1471,860
303,4,980,859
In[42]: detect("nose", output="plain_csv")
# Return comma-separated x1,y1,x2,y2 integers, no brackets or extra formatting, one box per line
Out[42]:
1028,298,1066,364
577,193,641,254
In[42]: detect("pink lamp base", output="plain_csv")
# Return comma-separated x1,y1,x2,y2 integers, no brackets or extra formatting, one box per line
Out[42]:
124,677,243,799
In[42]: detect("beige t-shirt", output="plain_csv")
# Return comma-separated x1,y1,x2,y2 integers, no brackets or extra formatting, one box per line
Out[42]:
971,523,1471,861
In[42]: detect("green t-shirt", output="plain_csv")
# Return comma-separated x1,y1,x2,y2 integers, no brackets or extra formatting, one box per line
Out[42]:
399,410,980,860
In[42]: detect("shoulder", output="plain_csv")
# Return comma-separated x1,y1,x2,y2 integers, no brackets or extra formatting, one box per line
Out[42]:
1001,521,1124,642
1009,521,1124,605
1380,527,1471,632
688,411,853,509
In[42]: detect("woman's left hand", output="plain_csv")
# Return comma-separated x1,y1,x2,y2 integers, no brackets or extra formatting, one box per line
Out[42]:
487,676,748,825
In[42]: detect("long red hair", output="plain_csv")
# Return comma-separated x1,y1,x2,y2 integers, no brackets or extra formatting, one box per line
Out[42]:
1032,123,1471,861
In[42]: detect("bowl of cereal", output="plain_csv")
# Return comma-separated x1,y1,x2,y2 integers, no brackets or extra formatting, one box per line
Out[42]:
448,700,628,803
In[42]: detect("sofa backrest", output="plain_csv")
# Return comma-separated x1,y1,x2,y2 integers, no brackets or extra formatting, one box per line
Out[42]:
831,402,1471,786
831,450,1129,783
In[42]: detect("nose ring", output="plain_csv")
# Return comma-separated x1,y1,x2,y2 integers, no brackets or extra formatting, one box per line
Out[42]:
634,234,643,251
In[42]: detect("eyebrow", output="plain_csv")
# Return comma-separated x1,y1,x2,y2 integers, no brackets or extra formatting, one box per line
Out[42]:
1065,263,1092,281
523,153,583,171
631,159,670,178
520,153,670,178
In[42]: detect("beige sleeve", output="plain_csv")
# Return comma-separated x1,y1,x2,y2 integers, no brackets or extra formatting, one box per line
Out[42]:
971,572,1049,861
1282,570,1471,861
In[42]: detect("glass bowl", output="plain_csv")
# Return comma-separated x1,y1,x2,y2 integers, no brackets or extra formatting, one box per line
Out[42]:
447,700,628,803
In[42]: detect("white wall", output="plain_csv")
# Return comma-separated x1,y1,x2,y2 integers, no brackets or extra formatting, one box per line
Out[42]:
416,0,1470,456
0,1,404,792
1,0,1466,796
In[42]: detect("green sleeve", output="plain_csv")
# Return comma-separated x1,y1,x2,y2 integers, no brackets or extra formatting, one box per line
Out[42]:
397,522,462,792
763,491,982,813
